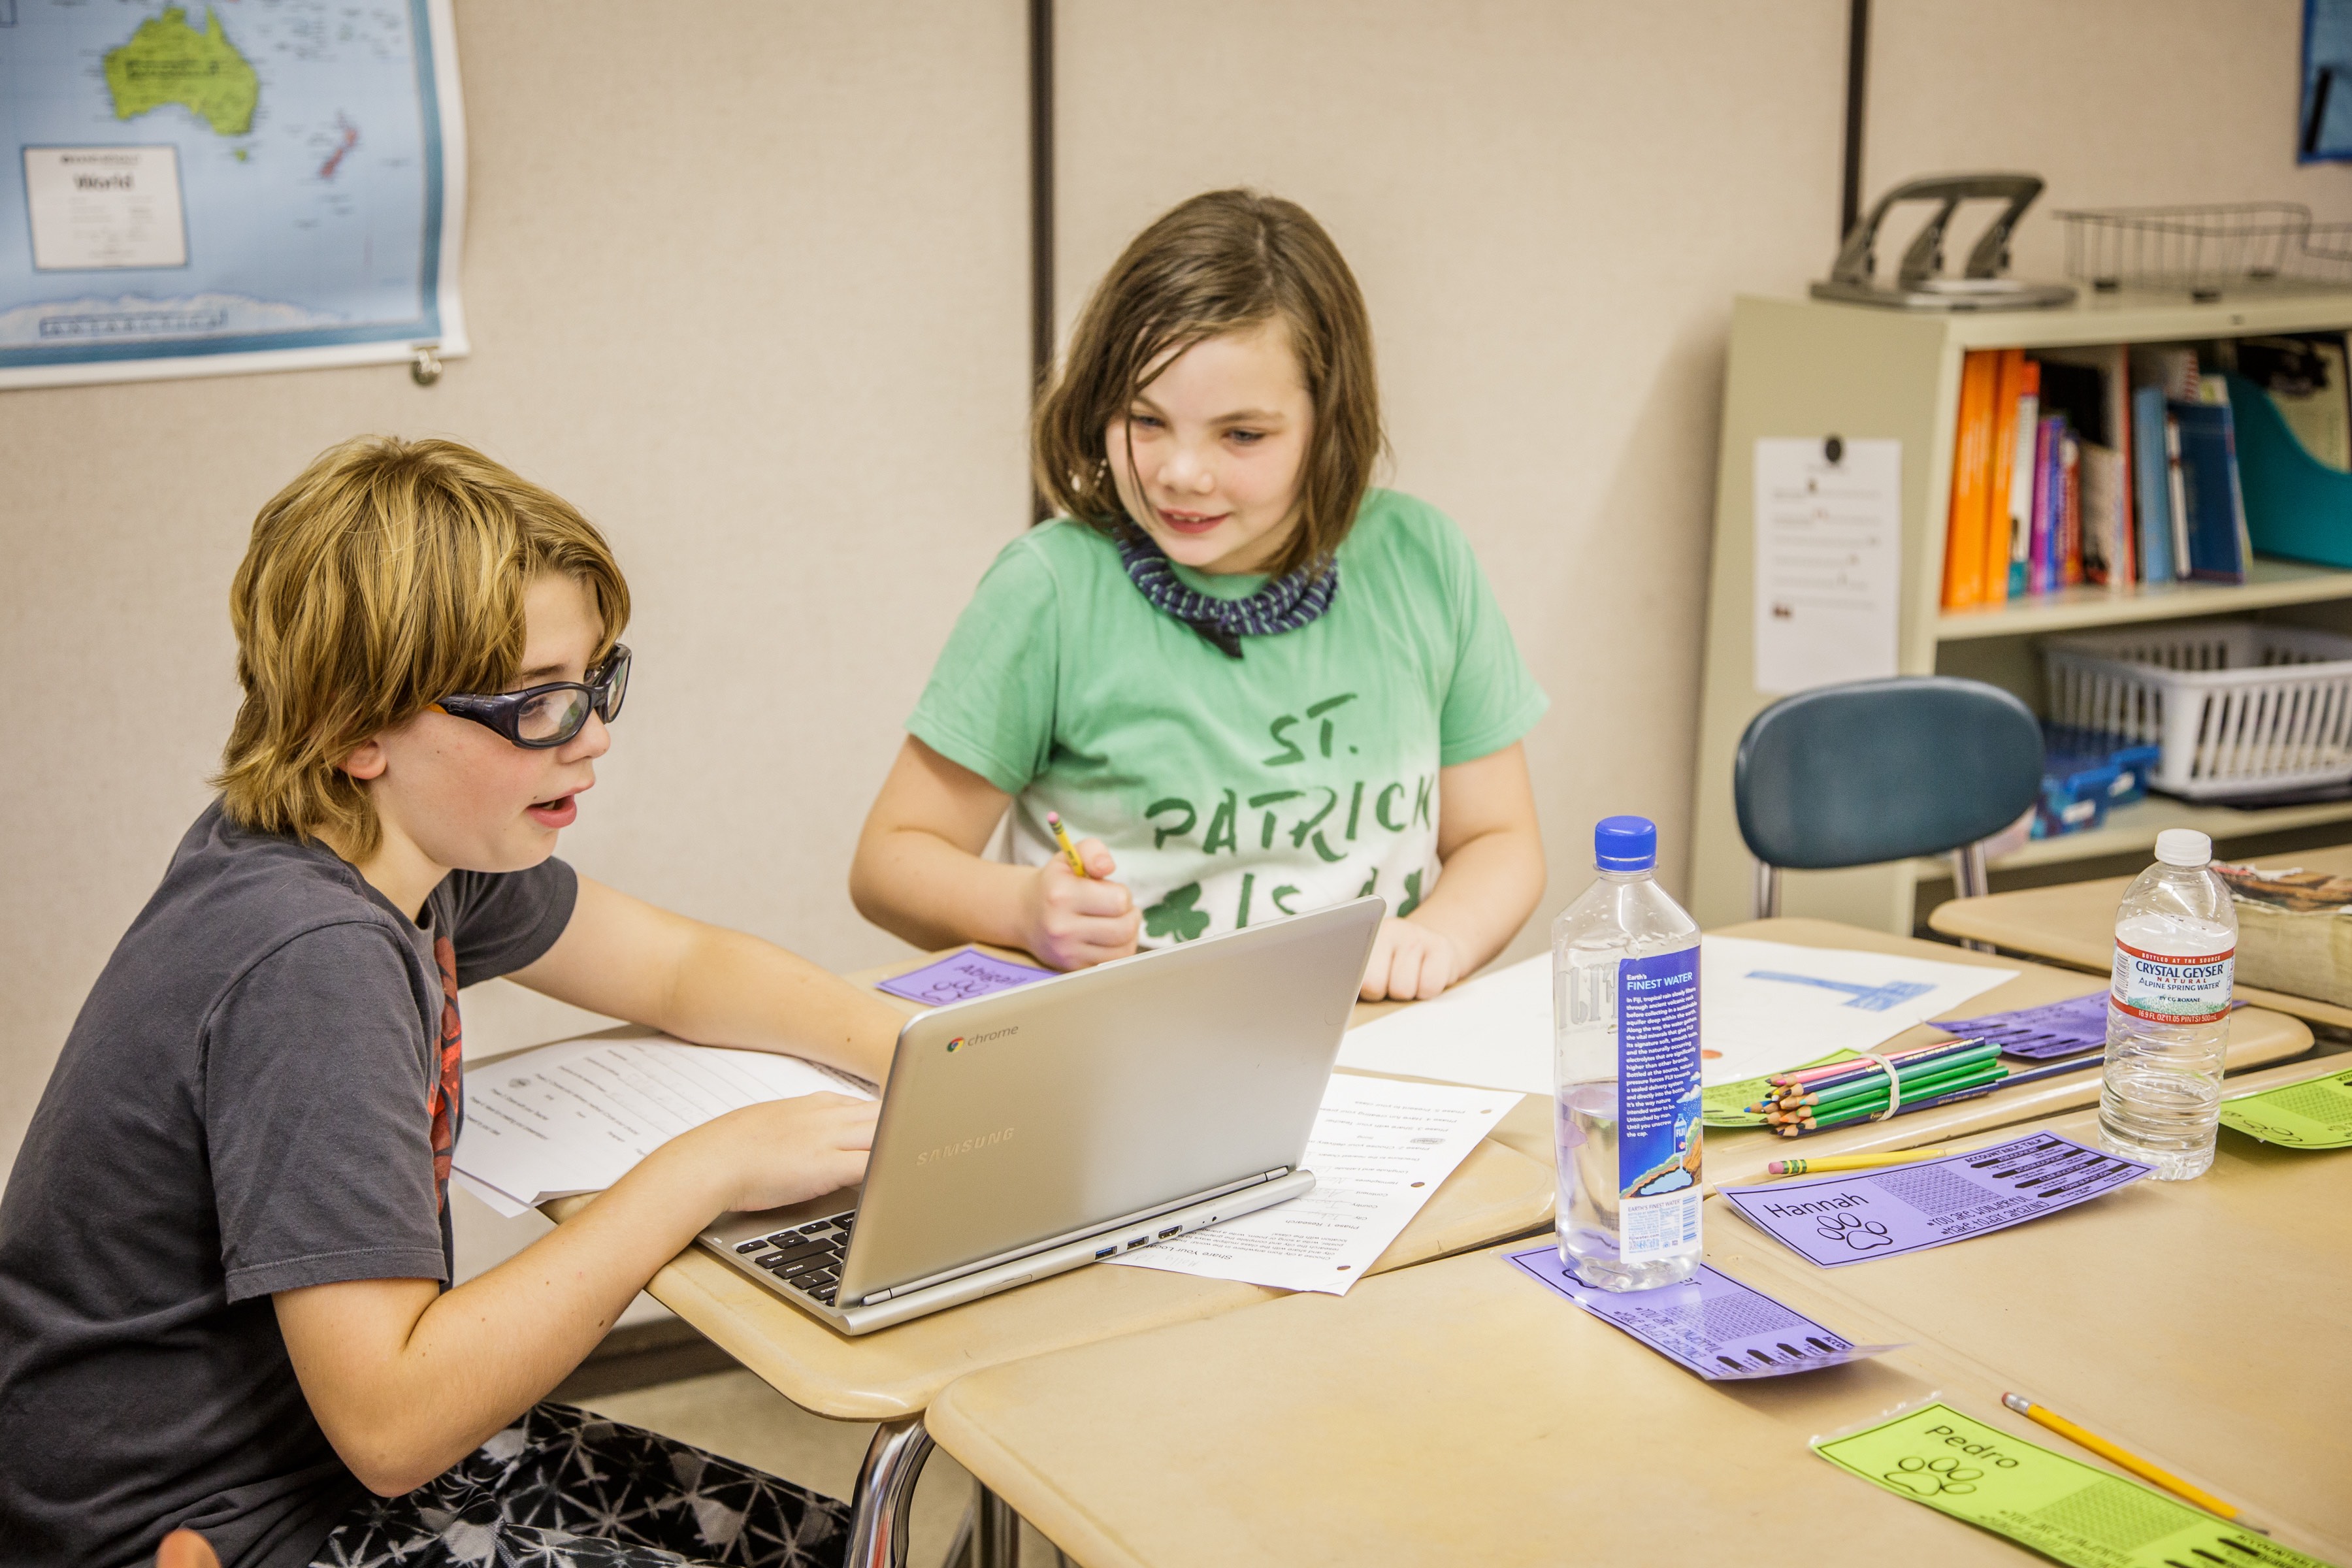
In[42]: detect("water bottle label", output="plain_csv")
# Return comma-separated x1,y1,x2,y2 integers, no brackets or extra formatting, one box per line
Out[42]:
1616,946,1702,1260
2109,939,2234,1025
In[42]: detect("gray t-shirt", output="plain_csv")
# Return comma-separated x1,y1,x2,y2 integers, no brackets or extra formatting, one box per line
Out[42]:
0,804,576,1568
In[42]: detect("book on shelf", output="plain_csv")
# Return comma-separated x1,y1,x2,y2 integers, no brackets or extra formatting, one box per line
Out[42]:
2130,383,2176,583
1940,350,2001,607
2004,359,2040,598
1935,334,2352,606
2171,387,2251,583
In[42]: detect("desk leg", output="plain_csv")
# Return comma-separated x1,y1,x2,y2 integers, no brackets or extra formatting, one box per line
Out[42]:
974,1487,1017,1568
846,1413,934,1568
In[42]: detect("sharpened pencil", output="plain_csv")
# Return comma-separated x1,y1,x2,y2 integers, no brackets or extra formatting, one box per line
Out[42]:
1045,811,1089,879
2001,1393,2257,1527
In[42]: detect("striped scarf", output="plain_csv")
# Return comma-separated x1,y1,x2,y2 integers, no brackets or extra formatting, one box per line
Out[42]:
1113,525,1339,659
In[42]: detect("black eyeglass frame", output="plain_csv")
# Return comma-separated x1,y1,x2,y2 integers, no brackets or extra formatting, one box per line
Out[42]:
434,644,631,750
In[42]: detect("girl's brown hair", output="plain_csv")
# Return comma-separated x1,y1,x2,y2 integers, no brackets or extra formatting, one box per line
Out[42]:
1033,189,1384,578
215,435,629,858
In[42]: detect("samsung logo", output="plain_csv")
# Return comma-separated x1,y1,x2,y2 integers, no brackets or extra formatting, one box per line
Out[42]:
915,1126,1016,1167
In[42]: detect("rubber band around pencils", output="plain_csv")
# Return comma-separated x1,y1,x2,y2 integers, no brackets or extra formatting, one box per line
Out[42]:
1857,1052,1904,1121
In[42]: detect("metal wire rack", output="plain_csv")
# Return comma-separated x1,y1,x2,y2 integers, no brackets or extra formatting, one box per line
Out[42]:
2057,203,2352,297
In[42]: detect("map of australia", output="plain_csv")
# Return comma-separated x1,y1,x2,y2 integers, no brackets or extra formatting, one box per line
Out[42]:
104,7,261,137
0,0,461,386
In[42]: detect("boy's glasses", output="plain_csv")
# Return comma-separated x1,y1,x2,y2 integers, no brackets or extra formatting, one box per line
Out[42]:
435,645,631,749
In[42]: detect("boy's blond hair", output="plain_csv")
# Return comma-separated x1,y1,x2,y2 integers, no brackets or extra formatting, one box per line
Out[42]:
216,436,629,858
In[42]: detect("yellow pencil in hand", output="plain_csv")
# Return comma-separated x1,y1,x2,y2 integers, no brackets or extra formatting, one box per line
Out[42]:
1045,811,1090,879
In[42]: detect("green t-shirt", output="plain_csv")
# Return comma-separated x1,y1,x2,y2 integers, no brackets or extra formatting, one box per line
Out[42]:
908,489,1548,947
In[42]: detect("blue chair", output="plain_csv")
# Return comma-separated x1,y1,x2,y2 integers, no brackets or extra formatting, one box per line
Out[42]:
1734,676,2044,945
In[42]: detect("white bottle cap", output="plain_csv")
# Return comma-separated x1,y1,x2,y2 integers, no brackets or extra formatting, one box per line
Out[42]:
2155,828,2212,868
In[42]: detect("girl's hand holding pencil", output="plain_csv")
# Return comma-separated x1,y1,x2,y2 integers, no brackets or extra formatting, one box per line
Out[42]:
1026,812,1139,970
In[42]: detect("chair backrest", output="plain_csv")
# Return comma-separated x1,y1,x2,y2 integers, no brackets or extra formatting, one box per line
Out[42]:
1735,676,2044,872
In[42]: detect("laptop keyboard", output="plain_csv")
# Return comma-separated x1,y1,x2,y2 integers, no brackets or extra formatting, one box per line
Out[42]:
732,1212,855,1308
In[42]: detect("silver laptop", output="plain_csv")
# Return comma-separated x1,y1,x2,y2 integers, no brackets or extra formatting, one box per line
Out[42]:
695,897,1382,1334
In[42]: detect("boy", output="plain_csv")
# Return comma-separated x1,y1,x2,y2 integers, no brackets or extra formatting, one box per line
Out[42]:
0,437,901,1568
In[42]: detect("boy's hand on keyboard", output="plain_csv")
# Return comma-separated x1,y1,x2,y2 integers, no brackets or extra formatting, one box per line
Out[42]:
689,1093,878,1217
1360,917,1464,1002
1026,838,1139,970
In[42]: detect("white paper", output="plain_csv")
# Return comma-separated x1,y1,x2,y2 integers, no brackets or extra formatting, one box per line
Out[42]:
1106,1075,1521,1296
1697,936,2014,1083
1753,436,1901,695
1335,939,2015,1092
453,1030,871,1213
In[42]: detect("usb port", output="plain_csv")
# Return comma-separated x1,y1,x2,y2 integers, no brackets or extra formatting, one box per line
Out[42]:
1094,1245,1117,1259
1130,1236,1151,1249
1158,1225,1183,1239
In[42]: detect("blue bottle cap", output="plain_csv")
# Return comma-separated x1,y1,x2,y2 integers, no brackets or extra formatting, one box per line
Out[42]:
1595,815,1657,872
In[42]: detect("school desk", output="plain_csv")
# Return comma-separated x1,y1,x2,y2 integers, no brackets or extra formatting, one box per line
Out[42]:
1717,1056,2352,1558
544,948,1554,1568
1928,846,2352,1031
924,1237,2061,1565
1377,918,2313,1188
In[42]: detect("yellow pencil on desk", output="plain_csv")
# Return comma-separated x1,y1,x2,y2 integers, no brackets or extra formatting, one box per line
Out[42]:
1767,1149,1950,1177
2001,1392,2259,1529
1045,811,1089,878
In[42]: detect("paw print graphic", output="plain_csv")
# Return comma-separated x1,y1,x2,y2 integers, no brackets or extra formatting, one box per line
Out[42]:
1886,1456,1982,1497
1816,1212,1894,1252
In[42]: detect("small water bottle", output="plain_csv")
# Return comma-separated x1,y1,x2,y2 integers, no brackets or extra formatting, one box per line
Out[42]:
2099,828,2236,1181
1552,815,1703,1291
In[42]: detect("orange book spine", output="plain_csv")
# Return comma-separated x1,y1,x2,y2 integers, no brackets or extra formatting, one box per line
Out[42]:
1941,351,1999,608
1977,349,2024,605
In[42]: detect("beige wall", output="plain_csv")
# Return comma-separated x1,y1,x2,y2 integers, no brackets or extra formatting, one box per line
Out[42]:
2,1,2332,1207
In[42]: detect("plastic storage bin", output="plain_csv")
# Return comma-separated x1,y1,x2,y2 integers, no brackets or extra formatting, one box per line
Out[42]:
2042,622,2352,799
2225,369,2352,570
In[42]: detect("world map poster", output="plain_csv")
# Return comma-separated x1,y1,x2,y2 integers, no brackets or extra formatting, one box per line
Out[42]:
0,0,465,387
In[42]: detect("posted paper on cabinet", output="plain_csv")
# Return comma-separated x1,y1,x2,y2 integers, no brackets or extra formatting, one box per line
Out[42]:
1754,437,1902,695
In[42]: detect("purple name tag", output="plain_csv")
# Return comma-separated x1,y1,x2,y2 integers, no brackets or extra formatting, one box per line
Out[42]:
1933,990,2247,1060
875,949,1057,1006
1718,1132,2153,1269
1503,1248,1898,1380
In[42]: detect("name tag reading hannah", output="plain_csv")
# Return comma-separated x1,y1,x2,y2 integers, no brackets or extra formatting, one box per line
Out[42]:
1718,1134,2152,1268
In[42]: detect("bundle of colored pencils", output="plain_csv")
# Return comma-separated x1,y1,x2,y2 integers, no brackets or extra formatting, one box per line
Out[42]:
1746,1037,2008,1137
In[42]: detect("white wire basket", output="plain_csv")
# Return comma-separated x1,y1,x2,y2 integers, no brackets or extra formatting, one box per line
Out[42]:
2042,622,2352,799
2056,203,2352,297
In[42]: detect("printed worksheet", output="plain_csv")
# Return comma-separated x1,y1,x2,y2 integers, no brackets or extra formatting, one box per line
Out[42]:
1752,436,1901,695
1107,1075,1521,1296
1335,939,2013,1092
454,1030,870,1217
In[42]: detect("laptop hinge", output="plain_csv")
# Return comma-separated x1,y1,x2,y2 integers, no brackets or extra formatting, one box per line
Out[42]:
853,1166,1296,1306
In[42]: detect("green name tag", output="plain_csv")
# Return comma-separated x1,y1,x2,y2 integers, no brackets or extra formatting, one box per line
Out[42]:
2218,1068,2352,1150
1813,1404,2326,1568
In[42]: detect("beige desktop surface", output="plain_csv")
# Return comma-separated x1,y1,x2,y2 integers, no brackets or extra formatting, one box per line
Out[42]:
1929,847,2352,1030
1352,919,2313,1186
1719,1055,2352,1558
927,1058,2352,1567
926,1242,2025,1567
543,949,1553,1422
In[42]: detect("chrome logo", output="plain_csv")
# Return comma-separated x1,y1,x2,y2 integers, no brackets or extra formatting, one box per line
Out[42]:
946,1037,965,1053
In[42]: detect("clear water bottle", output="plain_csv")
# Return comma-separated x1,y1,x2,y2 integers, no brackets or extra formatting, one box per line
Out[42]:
1552,815,1703,1291
2099,828,2236,1181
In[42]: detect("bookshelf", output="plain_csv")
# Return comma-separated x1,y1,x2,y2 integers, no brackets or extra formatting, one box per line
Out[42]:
1688,289,2352,934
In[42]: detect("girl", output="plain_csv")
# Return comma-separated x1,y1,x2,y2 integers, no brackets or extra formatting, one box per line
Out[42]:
851,189,1546,1001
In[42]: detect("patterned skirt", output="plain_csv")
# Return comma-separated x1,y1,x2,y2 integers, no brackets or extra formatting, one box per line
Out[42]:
308,1402,849,1568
